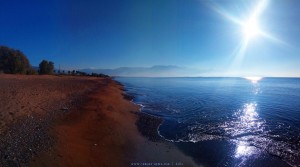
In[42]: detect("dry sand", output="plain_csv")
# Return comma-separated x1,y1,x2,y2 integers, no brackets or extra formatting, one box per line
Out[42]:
0,74,198,167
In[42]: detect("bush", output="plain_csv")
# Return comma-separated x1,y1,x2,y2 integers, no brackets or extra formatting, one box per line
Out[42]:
0,46,31,74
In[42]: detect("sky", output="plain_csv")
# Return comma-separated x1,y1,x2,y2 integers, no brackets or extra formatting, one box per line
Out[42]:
0,0,300,77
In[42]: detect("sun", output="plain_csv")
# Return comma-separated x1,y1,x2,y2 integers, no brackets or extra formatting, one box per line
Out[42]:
243,18,261,39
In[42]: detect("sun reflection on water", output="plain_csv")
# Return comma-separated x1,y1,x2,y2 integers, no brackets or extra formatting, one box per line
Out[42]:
244,76,262,94
231,103,262,134
235,141,256,158
232,102,264,158
244,76,263,84
241,103,258,125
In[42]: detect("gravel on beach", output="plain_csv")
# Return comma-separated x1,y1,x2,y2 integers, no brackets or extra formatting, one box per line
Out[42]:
0,75,103,166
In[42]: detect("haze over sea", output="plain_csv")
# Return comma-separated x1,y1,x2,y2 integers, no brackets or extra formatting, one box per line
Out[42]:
117,77,300,167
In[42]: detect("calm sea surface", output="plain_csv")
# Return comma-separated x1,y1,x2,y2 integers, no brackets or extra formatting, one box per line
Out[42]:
116,77,300,167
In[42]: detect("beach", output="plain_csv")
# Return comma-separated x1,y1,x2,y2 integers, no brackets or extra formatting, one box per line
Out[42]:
0,74,197,167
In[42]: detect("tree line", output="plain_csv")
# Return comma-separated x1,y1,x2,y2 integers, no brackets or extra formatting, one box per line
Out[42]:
54,70,109,78
0,46,109,77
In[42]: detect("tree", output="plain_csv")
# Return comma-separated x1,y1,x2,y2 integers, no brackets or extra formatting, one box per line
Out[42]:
48,61,54,74
0,46,31,74
39,60,54,74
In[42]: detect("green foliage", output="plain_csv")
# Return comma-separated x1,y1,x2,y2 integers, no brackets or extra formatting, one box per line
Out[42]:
39,60,54,74
0,46,31,74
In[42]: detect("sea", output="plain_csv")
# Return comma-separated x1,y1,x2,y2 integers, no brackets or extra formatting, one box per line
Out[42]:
116,77,300,167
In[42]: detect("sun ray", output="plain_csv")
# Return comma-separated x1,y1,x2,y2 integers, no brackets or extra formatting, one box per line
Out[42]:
223,38,250,76
260,31,290,47
209,2,243,26
250,0,268,19
209,0,286,46
241,0,269,41
208,0,289,77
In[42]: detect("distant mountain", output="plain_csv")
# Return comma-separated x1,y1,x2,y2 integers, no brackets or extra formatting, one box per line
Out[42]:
80,65,203,77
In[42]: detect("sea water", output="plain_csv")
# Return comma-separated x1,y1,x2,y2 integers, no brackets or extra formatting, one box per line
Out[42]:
116,77,300,167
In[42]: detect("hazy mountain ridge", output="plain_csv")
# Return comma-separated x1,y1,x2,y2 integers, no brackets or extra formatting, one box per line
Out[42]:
81,65,203,77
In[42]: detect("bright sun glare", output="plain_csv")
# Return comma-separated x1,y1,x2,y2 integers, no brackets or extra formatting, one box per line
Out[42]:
241,0,267,41
243,18,260,39
244,76,262,83
210,0,287,77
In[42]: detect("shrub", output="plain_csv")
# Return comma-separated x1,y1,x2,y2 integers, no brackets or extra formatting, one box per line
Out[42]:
0,46,31,74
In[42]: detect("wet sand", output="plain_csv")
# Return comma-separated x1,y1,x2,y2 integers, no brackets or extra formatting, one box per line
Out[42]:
0,74,198,167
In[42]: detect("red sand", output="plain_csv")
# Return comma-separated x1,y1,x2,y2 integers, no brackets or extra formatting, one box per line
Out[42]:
0,74,197,167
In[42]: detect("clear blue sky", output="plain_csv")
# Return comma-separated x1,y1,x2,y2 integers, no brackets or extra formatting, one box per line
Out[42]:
1,0,299,76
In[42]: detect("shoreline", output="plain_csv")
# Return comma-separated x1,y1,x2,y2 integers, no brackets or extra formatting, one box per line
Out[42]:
0,74,197,166
0,75,295,167
1,74,291,167
118,78,294,167
115,82,199,167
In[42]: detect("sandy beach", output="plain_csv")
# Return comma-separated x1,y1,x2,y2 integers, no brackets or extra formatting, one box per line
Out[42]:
0,74,197,167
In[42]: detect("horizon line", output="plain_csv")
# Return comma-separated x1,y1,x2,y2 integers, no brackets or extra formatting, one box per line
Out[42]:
113,76,300,79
